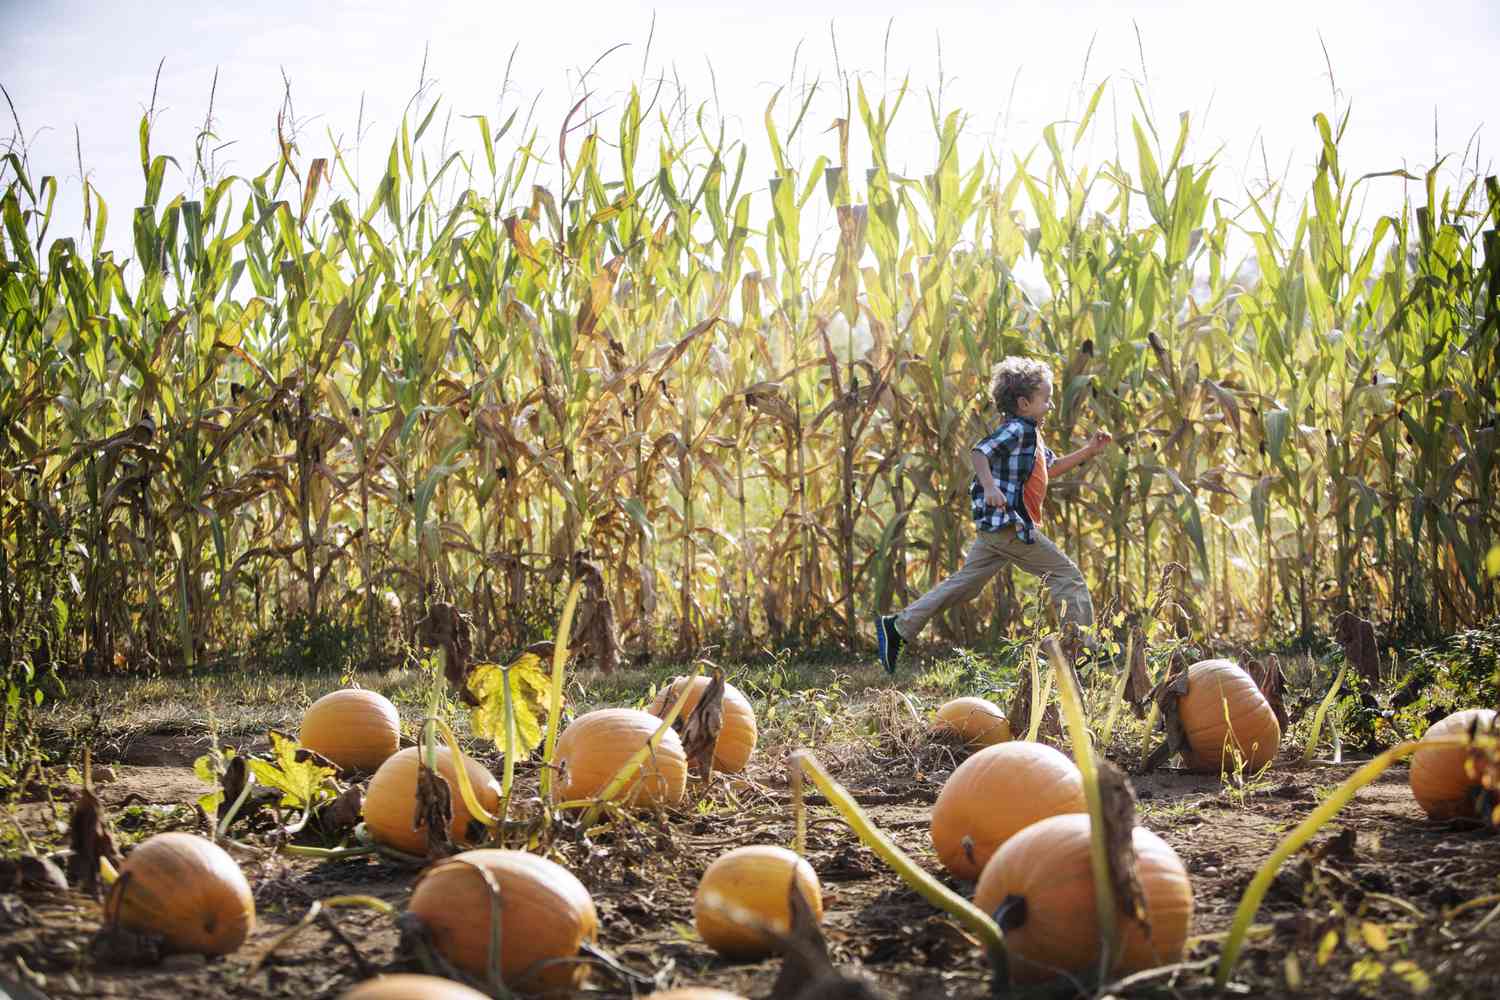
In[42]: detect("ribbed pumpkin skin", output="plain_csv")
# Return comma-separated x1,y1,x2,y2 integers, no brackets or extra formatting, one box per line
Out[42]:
975,813,1193,984
339,973,492,999
300,689,401,772
1177,659,1281,772
364,746,501,854
933,696,1012,748
649,677,759,772
930,742,1086,879
694,845,823,959
1411,708,1497,819
409,849,598,991
554,708,687,807
106,832,255,955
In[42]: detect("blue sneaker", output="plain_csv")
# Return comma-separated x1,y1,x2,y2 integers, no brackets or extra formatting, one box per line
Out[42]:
876,615,904,675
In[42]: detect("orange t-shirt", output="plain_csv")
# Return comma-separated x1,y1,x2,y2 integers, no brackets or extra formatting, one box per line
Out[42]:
1021,441,1048,524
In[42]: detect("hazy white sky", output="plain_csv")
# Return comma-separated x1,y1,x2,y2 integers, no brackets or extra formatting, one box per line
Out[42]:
4,0,1497,258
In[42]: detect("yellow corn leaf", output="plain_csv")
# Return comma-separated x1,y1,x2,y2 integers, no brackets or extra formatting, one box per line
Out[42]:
468,652,550,759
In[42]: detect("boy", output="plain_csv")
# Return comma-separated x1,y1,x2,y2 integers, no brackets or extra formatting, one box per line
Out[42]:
876,356,1111,673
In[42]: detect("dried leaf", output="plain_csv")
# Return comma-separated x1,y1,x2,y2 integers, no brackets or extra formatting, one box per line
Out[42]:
67,787,122,897
414,759,455,860
418,602,476,705
1249,653,1290,731
1097,761,1149,929
680,670,727,779
769,875,837,1000
1123,626,1152,715
1141,668,1191,773
1333,611,1381,689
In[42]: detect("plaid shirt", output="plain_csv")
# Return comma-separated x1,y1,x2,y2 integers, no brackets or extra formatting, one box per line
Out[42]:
970,416,1055,543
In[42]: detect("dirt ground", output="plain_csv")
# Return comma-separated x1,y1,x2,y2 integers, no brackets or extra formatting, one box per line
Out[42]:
3,715,1498,999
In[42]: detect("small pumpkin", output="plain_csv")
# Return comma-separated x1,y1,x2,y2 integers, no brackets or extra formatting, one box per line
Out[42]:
694,845,823,959
975,813,1193,984
653,991,751,1000
553,708,687,807
930,741,1086,879
363,746,501,854
649,676,759,772
339,973,491,999
933,696,1012,748
1411,708,1498,819
407,849,598,991
1175,659,1281,772
300,688,401,772
105,832,255,955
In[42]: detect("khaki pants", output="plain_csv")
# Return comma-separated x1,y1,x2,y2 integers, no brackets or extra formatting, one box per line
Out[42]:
895,528,1093,639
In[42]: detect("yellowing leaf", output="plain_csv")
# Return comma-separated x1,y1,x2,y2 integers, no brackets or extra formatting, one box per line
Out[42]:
246,731,338,810
1283,952,1302,989
1392,960,1431,994
468,652,550,759
1360,920,1390,952
1316,928,1339,966
192,748,237,816
1486,544,1500,579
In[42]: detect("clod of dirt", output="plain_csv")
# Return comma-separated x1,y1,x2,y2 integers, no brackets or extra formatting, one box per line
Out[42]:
67,786,122,897
90,924,166,967
0,855,67,895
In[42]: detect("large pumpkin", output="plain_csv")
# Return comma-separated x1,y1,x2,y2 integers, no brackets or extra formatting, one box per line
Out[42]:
553,708,687,807
975,813,1194,984
364,746,500,854
648,676,759,772
299,688,401,772
408,849,598,992
933,696,1012,748
340,974,491,999
694,845,823,959
1176,659,1281,772
1411,708,1498,819
930,741,1086,879
105,832,255,955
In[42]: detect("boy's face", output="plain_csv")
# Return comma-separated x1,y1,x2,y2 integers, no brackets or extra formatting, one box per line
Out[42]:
1015,380,1054,423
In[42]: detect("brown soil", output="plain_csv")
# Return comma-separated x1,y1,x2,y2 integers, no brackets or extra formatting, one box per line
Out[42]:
3,730,1497,999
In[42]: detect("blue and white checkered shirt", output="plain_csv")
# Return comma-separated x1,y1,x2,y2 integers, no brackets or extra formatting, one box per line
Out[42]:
970,416,1055,543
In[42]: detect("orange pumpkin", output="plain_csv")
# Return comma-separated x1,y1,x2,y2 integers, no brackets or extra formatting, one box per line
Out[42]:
930,741,1086,879
974,813,1193,984
652,990,751,1000
694,845,823,959
105,832,255,955
933,696,1012,748
1411,708,1498,819
648,676,759,772
363,746,500,854
1176,659,1281,772
300,688,401,772
408,849,598,992
553,708,687,807
340,973,491,999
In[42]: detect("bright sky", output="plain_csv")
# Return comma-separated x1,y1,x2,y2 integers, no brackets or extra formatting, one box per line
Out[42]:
4,0,1497,260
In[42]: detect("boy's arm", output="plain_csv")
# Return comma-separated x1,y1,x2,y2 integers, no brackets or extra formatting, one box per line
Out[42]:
1049,430,1113,477
971,449,1006,509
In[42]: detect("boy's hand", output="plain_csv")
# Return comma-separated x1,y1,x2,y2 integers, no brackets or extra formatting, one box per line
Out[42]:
1087,430,1113,455
983,485,1006,510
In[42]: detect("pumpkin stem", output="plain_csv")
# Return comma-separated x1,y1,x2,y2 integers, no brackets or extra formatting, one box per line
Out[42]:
992,893,1027,931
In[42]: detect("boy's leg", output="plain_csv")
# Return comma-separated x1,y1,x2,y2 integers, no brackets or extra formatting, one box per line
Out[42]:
987,530,1095,631
893,532,1012,640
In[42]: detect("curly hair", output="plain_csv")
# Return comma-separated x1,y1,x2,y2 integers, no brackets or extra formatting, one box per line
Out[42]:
988,356,1053,415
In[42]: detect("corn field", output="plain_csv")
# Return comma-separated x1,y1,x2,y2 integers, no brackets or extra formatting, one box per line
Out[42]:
2,71,1497,678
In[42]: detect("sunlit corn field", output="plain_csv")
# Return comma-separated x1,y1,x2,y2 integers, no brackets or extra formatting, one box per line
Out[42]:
2,67,1497,690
